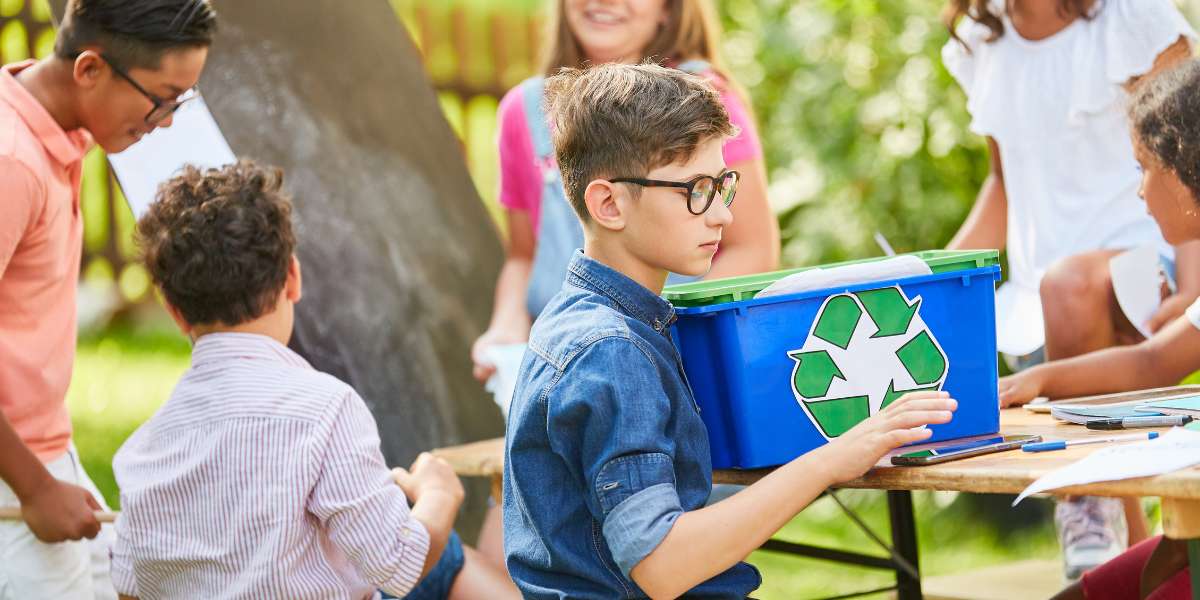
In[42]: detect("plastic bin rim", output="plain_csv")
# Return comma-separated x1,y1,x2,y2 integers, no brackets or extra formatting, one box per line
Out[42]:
671,264,1002,316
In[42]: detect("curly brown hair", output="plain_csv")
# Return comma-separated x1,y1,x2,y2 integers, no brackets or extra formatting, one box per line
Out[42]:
943,0,1095,48
1130,59,1200,205
136,160,296,327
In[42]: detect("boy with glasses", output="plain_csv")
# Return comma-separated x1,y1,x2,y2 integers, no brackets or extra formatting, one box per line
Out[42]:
0,1,215,597
502,63,958,599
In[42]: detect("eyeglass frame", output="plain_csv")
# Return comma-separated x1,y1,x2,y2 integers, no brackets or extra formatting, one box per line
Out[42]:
610,169,740,216
84,52,198,125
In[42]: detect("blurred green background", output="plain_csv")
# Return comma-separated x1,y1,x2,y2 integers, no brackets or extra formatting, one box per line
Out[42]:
4,0,1198,597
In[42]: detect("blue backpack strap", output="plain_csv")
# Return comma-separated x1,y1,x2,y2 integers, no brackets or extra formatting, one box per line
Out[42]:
519,76,554,162
675,59,712,75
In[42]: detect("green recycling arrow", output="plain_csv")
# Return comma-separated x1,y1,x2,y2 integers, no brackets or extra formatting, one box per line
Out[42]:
896,331,947,386
880,380,942,411
857,288,921,338
789,350,846,398
806,395,869,437
812,295,862,350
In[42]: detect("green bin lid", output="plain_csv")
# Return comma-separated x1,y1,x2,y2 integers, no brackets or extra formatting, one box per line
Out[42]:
663,249,999,308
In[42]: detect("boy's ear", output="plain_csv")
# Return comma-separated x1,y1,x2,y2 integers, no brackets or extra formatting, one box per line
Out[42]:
71,49,105,91
583,179,627,232
285,255,303,303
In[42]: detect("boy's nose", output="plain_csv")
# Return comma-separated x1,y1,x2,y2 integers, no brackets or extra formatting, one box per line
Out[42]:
707,197,734,227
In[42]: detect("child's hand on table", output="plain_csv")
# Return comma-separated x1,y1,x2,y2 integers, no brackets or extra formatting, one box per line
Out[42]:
998,368,1046,408
392,452,465,507
814,391,956,484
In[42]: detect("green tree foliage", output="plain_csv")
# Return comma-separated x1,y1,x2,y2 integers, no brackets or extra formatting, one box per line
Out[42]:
716,0,989,267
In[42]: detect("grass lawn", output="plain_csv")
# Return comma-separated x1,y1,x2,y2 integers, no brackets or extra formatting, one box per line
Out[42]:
68,327,1067,599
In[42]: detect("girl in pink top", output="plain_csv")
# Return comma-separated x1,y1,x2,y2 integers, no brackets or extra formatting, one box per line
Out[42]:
471,0,779,384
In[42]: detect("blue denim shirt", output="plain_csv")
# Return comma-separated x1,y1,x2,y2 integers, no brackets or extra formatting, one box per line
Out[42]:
503,251,762,599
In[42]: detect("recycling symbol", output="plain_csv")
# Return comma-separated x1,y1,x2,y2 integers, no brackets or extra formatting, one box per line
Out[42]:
787,286,948,439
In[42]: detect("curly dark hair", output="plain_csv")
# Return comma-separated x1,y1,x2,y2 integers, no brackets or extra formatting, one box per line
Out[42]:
1130,58,1200,205
136,160,296,327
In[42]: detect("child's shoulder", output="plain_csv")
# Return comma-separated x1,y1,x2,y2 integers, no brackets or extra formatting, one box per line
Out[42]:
527,291,653,372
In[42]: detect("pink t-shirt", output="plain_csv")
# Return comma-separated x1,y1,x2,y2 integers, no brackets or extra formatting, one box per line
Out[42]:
0,61,92,462
497,70,763,234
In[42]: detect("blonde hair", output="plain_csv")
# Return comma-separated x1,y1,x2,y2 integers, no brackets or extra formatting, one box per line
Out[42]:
539,0,726,76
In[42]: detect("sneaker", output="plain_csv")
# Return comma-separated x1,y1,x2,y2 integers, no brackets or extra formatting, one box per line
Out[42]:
1055,496,1128,581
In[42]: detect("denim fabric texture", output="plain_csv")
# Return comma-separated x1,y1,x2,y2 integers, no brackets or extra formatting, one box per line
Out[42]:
379,530,464,600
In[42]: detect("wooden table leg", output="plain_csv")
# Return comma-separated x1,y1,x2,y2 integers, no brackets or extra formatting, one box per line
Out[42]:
491,474,503,504
1160,498,1200,600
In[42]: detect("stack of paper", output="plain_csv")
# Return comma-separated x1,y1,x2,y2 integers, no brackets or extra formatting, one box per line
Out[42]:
1015,427,1200,504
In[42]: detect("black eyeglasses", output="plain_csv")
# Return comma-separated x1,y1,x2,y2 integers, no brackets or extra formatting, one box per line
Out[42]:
611,170,740,215
96,54,197,125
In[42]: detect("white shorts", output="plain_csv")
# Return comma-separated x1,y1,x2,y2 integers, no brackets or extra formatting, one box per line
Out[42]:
0,445,116,600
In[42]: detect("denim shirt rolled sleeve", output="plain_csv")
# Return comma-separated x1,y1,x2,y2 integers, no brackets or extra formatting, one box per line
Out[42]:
503,250,761,599
547,337,684,577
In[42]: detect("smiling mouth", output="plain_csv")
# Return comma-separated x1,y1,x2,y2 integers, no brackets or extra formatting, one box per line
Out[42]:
583,8,625,26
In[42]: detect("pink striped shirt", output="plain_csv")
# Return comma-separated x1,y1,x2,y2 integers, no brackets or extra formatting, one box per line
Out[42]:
110,332,430,599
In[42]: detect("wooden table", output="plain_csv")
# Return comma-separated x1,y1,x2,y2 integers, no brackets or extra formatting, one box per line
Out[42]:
434,408,1200,600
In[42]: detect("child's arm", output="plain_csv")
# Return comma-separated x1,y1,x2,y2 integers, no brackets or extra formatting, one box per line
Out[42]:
309,392,462,596
629,392,955,600
1149,240,1200,333
0,413,102,543
471,209,535,382
391,453,465,577
947,137,1007,251
1000,315,1200,406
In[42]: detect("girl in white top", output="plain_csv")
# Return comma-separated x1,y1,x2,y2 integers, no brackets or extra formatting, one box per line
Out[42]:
942,0,1199,363
942,0,1197,578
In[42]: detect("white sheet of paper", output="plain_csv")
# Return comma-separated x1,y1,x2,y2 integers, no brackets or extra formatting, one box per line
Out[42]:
1013,427,1200,505
484,343,527,419
107,94,236,218
1109,245,1164,339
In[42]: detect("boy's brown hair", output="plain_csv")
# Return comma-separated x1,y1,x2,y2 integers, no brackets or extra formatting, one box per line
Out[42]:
136,160,296,326
543,62,736,222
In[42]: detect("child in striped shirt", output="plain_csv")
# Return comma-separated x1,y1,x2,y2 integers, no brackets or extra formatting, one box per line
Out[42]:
111,161,518,599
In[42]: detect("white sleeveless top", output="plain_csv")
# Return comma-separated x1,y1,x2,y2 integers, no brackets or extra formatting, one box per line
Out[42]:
941,0,1196,355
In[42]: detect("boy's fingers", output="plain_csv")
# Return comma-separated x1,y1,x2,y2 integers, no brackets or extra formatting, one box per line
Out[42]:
889,397,957,414
886,409,954,431
887,426,934,447
391,467,411,486
883,391,951,412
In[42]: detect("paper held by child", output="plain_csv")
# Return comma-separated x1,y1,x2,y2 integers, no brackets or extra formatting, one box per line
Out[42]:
107,94,236,218
484,343,527,418
1109,245,1167,340
1014,427,1200,505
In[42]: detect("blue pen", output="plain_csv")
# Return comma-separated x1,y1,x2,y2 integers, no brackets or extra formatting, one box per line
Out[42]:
1023,431,1160,453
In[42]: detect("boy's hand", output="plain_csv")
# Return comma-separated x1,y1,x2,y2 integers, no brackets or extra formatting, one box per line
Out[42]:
998,368,1045,407
20,479,103,543
1148,292,1196,334
814,391,956,485
391,452,464,507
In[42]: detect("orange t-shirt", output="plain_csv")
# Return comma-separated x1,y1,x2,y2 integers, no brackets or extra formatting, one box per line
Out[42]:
0,60,92,462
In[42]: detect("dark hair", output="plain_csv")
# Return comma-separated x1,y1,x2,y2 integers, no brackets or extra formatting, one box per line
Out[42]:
136,160,296,327
542,62,736,222
55,0,218,70
942,0,1093,47
1130,58,1200,204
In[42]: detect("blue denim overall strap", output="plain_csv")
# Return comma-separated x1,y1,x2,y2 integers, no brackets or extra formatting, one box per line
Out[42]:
522,61,713,319
522,75,583,319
